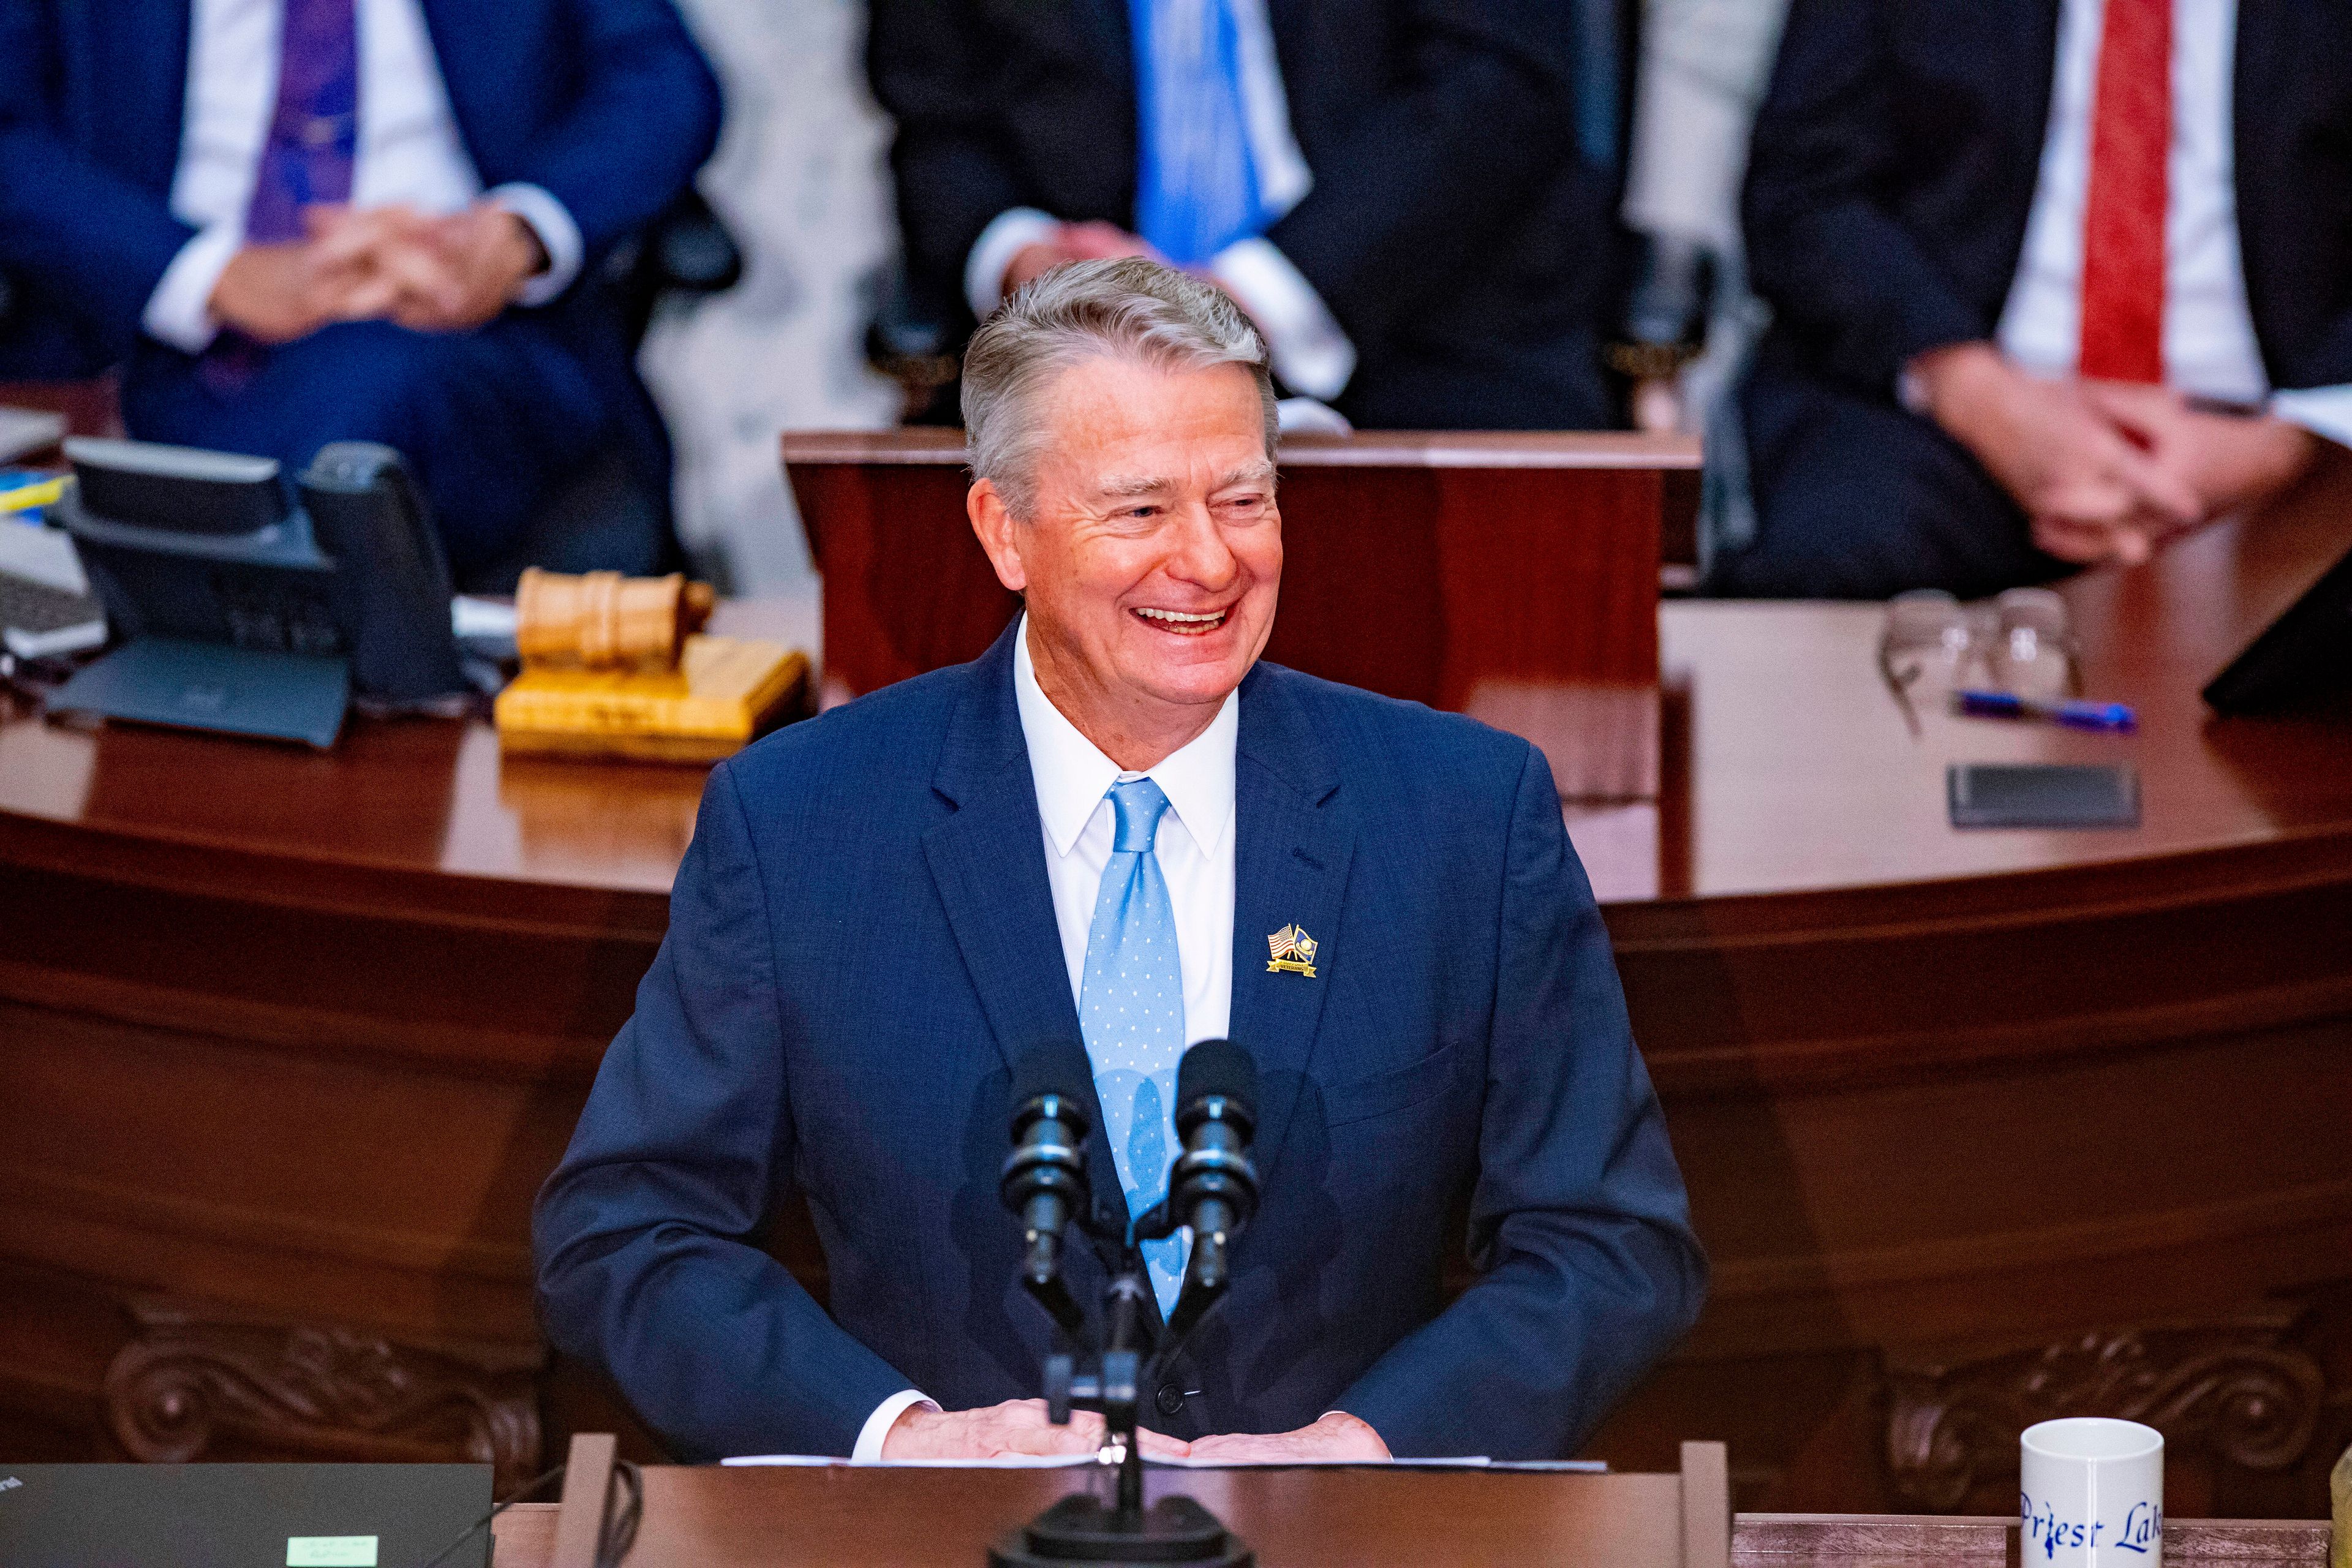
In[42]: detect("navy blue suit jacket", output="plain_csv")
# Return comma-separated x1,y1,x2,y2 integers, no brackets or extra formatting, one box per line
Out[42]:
0,0,720,355
866,0,1619,430
1743,0,2352,403
535,624,1705,1461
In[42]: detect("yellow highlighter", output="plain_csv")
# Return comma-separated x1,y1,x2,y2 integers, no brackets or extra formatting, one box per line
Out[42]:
0,476,69,514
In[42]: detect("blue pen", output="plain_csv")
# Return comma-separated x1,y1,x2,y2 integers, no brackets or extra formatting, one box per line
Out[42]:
1954,689,2137,732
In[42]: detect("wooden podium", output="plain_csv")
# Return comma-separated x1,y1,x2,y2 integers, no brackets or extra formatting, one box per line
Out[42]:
785,429,1701,799
503,1434,1732,1568
490,1434,2333,1568
5,470,2350,1508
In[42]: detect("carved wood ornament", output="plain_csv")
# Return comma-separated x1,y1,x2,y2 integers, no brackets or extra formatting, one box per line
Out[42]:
102,1300,543,1493
1885,1314,2326,1510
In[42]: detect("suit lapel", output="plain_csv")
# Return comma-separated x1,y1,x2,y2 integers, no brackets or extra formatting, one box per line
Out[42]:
1074,0,1130,74
1972,0,2064,299
415,0,514,181
101,0,192,188
1226,665,1352,1191
984,0,1127,81
2230,0,2290,339
922,625,1134,1263
2009,0,2065,186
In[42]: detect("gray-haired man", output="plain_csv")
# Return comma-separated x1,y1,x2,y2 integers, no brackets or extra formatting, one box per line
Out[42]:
535,259,1705,1463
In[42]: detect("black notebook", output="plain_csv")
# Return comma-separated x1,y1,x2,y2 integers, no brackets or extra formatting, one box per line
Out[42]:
0,1462,492,1568
1948,763,2141,829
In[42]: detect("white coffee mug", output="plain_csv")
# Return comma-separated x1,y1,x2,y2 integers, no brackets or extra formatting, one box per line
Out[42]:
2021,1417,2164,1568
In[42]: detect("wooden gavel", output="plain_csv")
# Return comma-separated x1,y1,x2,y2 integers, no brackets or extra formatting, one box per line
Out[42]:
514,568,717,671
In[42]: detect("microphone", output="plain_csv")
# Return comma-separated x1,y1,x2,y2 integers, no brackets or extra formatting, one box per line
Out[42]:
1158,1039,1260,1340
1000,1041,1096,1335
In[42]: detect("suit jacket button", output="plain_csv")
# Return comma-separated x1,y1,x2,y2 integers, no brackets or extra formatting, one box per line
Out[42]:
1155,1383,1186,1418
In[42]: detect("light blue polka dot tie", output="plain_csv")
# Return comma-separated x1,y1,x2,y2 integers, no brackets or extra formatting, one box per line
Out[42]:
1079,777,1190,1317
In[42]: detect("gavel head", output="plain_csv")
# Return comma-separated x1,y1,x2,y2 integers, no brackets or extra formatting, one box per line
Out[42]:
514,568,715,671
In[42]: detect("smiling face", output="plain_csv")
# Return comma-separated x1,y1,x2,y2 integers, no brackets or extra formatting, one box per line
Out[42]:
968,353,1281,769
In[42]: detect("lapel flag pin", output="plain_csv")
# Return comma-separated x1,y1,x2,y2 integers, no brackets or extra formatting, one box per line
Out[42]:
1267,922,1319,978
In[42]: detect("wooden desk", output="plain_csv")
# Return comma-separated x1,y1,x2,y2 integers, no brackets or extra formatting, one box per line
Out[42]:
478,1476,2331,1568
1579,460,2352,1516
787,428,1702,797
2,473,2348,1514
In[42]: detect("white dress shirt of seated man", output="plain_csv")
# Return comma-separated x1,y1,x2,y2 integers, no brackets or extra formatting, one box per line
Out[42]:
874,257,1388,1466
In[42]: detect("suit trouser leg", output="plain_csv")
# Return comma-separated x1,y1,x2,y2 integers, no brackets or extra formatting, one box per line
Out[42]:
1709,365,2073,600
122,315,615,578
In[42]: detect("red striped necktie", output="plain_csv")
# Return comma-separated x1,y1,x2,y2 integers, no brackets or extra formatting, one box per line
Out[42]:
2078,0,2171,383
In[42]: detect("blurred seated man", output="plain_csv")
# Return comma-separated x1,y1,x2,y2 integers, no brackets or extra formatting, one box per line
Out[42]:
868,0,1617,431
0,0,720,581
1724,0,2352,599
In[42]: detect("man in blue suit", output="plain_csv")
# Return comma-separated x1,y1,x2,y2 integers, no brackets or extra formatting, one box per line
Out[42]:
535,258,1705,1462
0,0,720,578
1723,0,2352,599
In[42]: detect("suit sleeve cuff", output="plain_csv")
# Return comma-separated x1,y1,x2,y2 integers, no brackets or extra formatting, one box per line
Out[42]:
2268,385,2352,451
965,207,1059,320
486,183,585,307
850,1389,940,1462
141,224,243,354
1896,364,1933,417
1210,237,1357,402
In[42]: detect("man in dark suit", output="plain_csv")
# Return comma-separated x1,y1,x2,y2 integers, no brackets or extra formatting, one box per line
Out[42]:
535,259,1703,1462
0,0,720,579
867,0,1619,431
1724,0,2352,599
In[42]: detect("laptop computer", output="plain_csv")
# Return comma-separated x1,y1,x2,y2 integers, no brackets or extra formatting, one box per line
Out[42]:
0,1463,492,1568
2204,533,2352,714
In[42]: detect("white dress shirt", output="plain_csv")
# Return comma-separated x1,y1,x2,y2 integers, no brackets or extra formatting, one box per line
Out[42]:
1994,0,2352,445
848,616,1240,1461
143,0,584,353
961,0,1356,402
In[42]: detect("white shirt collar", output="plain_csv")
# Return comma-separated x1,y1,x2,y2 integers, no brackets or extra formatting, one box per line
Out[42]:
1012,612,1239,861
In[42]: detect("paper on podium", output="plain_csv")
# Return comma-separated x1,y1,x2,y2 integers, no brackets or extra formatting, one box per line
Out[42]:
722,1452,1605,1471
1152,1457,1605,1471
723,1453,1099,1469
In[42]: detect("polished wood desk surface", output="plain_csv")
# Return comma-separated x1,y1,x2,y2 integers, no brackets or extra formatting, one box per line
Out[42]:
3,456,2347,1514
0,598,809,910
1,461,2342,911
782,425,1705,470
1648,459,2352,902
785,427,1694,794
479,1472,2329,1568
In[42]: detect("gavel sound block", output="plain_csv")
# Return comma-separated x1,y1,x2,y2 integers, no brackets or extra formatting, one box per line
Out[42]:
494,569,807,763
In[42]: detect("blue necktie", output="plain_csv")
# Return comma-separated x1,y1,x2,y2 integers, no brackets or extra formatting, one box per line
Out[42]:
1079,778,1190,1316
204,0,357,394
247,0,358,245
1129,0,1275,266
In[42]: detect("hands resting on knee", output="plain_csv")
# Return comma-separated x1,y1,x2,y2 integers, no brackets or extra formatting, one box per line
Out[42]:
877,1398,1391,1465
1908,341,2318,567
206,201,549,345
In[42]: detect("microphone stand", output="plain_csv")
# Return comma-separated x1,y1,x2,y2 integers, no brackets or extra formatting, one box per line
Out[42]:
992,1239,1250,1567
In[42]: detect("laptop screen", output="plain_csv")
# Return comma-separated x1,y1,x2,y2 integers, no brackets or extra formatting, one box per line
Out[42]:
0,1463,492,1568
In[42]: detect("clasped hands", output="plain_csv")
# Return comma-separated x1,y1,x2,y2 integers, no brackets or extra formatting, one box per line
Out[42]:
880,1398,1390,1464
1912,341,2316,568
1002,221,1163,298
208,201,548,345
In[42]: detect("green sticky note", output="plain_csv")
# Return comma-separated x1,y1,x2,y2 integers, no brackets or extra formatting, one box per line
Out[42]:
287,1537,379,1567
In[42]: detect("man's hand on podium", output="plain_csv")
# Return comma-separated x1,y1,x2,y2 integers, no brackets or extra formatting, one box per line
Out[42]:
879,1397,1195,1461
1185,1411,1391,1465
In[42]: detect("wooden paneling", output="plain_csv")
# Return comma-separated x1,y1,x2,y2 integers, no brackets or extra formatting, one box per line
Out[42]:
478,1476,2332,1568
785,429,1691,798
2,466,2350,1517
496,1463,1698,1568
